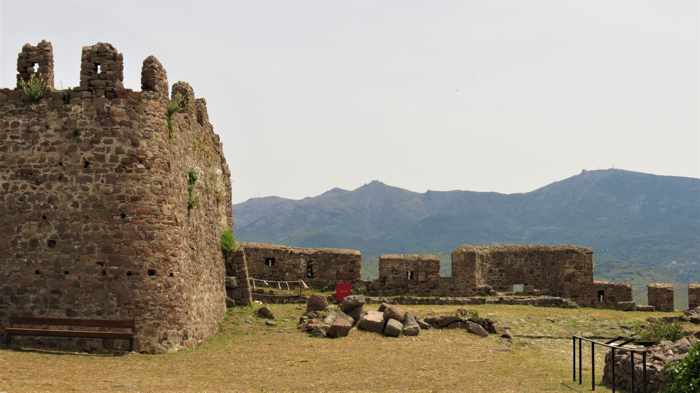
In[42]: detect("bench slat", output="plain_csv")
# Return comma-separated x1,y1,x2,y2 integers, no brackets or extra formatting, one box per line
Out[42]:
10,317,134,329
5,328,134,340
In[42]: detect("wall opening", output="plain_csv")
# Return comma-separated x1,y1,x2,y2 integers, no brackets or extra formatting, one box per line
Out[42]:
47,239,56,248
96,64,102,74
42,215,47,220
126,271,133,277
120,212,127,220
306,261,314,279
32,63,39,74
147,269,157,277
84,160,90,169
35,270,41,275
675,283,689,311
597,290,606,303
265,257,275,268
407,271,415,281
512,284,525,293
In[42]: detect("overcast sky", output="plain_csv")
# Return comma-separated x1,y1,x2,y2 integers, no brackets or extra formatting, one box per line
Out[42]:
1,1,698,202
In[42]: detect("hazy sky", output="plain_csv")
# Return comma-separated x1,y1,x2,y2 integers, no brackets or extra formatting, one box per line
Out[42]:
1,1,698,202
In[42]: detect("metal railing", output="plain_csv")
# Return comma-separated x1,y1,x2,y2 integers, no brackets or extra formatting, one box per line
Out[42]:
248,278,308,298
572,335,655,393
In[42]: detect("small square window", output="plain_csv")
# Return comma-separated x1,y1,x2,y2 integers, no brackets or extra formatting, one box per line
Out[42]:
265,257,275,268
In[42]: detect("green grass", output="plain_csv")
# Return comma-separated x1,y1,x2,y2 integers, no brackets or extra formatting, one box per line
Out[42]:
0,304,685,393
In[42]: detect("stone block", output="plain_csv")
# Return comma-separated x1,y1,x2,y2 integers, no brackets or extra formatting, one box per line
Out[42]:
384,318,403,337
358,311,385,333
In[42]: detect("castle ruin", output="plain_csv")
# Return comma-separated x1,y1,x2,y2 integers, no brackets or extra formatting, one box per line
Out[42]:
0,41,232,353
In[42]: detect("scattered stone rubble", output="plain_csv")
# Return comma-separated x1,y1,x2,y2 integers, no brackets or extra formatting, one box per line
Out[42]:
298,296,501,339
603,332,700,392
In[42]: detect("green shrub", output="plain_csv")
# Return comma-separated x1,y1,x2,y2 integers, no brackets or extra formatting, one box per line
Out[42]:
186,169,198,211
664,342,700,393
220,229,238,255
634,320,688,342
19,74,47,102
166,93,184,137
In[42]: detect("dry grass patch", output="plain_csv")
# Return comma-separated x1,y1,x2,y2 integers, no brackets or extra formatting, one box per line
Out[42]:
0,304,681,393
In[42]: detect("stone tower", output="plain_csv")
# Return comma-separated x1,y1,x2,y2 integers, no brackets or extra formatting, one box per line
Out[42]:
0,41,233,353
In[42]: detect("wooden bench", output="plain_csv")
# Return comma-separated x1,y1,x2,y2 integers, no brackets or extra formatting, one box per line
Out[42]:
6,316,135,352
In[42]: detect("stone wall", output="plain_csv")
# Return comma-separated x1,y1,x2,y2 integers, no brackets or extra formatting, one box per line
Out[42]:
0,41,232,353
241,242,361,289
648,283,674,312
224,249,252,306
690,284,700,310
451,245,595,305
592,281,633,309
375,254,441,295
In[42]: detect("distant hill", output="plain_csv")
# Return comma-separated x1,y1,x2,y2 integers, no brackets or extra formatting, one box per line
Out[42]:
234,169,700,282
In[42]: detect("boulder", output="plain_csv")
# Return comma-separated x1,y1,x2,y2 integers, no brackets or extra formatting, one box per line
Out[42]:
327,314,354,338
470,317,497,334
358,310,385,334
306,295,328,312
340,295,366,312
425,315,464,329
383,305,407,323
417,318,431,330
341,295,365,323
384,318,403,337
403,313,421,336
467,321,489,337
255,306,275,320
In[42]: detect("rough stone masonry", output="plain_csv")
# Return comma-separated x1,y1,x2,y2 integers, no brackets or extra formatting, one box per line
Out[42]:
0,41,233,353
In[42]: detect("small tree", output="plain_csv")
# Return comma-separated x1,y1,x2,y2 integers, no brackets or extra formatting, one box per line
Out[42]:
664,342,700,393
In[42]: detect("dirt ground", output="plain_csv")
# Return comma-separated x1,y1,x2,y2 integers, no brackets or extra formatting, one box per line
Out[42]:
0,304,683,393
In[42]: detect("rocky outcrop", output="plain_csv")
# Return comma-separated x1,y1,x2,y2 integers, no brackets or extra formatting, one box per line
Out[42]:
603,334,699,392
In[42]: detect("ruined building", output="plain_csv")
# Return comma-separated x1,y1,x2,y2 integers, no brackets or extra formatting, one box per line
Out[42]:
240,242,361,289
0,41,232,353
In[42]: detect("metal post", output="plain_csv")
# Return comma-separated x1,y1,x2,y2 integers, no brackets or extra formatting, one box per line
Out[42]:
611,348,616,393
579,338,583,385
630,352,635,393
573,337,577,381
642,351,647,393
592,342,596,391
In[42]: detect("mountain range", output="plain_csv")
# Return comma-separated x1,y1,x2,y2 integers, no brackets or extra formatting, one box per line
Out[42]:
234,169,700,283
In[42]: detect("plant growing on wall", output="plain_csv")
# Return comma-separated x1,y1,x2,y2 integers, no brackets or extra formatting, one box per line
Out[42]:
166,93,184,138
220,229,238,255
19,74,47,102
186,168,199,212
